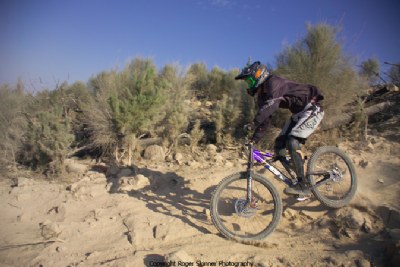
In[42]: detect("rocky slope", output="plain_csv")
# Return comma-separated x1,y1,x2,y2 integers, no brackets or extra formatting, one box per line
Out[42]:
0,137,399,267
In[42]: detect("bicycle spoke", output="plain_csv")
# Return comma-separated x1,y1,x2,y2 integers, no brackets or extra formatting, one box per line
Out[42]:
307,146,357,208
214,176,278,239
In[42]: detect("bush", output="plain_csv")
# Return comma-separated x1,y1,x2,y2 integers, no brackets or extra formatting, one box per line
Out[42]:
359,58,381,86
0,82,28,171
212,76,255,144
80,59,193,163
275,23,367,121
17,88,74,174
388,63,400,86
158,64,190,144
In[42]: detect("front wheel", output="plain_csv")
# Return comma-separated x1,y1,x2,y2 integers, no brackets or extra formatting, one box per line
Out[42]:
307,146,357,208
210,172,282,242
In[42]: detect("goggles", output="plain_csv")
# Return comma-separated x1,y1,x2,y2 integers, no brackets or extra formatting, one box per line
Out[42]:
245,77,257,89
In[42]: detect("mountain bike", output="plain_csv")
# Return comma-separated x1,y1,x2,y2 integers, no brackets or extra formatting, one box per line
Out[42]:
210,142,357,242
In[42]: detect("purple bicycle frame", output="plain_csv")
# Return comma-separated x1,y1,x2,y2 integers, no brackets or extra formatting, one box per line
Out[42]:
252,148,295,187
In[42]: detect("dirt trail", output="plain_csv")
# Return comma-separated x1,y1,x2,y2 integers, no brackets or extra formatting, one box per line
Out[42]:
0,137,399,267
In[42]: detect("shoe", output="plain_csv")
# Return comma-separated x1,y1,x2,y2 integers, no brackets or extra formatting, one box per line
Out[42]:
284,183,311,196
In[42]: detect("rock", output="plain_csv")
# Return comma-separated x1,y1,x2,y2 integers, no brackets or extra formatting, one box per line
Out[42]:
214,154,224,163
193,100,202,107
205,101,213,107
66,183,79,192
377,178,384,184
358,160,368,168
65,159,88,174
362,218,372,233
40,220,61,239
174,152,184,165
134,174,151,188
203,208,211,219
206,144,218,156
165,249,194,265
367,142,374,151
153,224,169,240
187,160,201,168
56,246,65,253
334,207,365,230
119,174,150,191
87,171,107,181
388,84,399,92
121,215,136,245
144,145,165,161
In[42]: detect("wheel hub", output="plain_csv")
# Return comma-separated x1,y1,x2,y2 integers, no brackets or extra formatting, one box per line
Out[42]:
330,167,343,182
234,198,257,218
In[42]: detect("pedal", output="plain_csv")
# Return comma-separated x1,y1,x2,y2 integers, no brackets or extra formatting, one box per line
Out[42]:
296,194,311,201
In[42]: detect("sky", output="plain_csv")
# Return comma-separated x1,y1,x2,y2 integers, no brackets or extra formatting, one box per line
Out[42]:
1,0,399,91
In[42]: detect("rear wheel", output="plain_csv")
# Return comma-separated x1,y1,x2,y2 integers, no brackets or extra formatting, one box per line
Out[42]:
210,172,282,241
307,146,357,208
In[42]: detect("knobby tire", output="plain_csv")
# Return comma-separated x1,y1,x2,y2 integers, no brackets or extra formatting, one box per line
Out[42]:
210,172,282,242
307,146,357,208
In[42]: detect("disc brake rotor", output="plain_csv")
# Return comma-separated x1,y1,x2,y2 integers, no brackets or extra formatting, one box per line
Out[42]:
331,167,343,182
234,198,257,218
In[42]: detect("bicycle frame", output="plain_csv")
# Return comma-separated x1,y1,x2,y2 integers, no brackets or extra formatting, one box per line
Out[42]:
246,143,297,203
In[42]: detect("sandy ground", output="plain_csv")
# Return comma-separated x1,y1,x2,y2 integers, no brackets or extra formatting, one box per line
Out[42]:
0,135,399,267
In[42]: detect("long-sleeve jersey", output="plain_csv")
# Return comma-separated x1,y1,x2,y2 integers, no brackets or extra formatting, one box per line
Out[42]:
252,75,324,142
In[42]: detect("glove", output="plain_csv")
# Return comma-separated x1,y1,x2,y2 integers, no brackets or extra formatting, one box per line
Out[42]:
243,123,255,136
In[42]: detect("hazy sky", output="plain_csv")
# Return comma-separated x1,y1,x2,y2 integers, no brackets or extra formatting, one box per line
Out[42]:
1,0,399,90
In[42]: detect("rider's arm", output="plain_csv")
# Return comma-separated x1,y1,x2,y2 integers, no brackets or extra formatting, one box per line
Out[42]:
252,99,280,143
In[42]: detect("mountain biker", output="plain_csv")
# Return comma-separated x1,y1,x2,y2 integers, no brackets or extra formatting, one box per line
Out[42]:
235,61,325,196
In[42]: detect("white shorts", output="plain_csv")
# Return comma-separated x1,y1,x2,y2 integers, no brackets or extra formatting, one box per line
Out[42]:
280,103,324,139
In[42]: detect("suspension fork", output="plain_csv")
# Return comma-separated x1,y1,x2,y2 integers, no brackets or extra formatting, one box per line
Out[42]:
246,143,254,203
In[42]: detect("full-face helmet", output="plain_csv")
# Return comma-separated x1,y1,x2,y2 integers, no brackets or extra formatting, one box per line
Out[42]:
235,61,269,95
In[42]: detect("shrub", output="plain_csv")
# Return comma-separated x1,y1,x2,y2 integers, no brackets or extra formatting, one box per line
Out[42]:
359,58,381,86
158,64,190,144
190,119,205,149
80,59,193,162
275,23,367,121
387,63,400,86
0,82,28,171
17,89,74,174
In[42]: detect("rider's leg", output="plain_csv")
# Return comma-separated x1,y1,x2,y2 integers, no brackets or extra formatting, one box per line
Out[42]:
274,119,295,159
287,136,305,182
284,104,325,195
273,135,287,158
283,136,311,195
